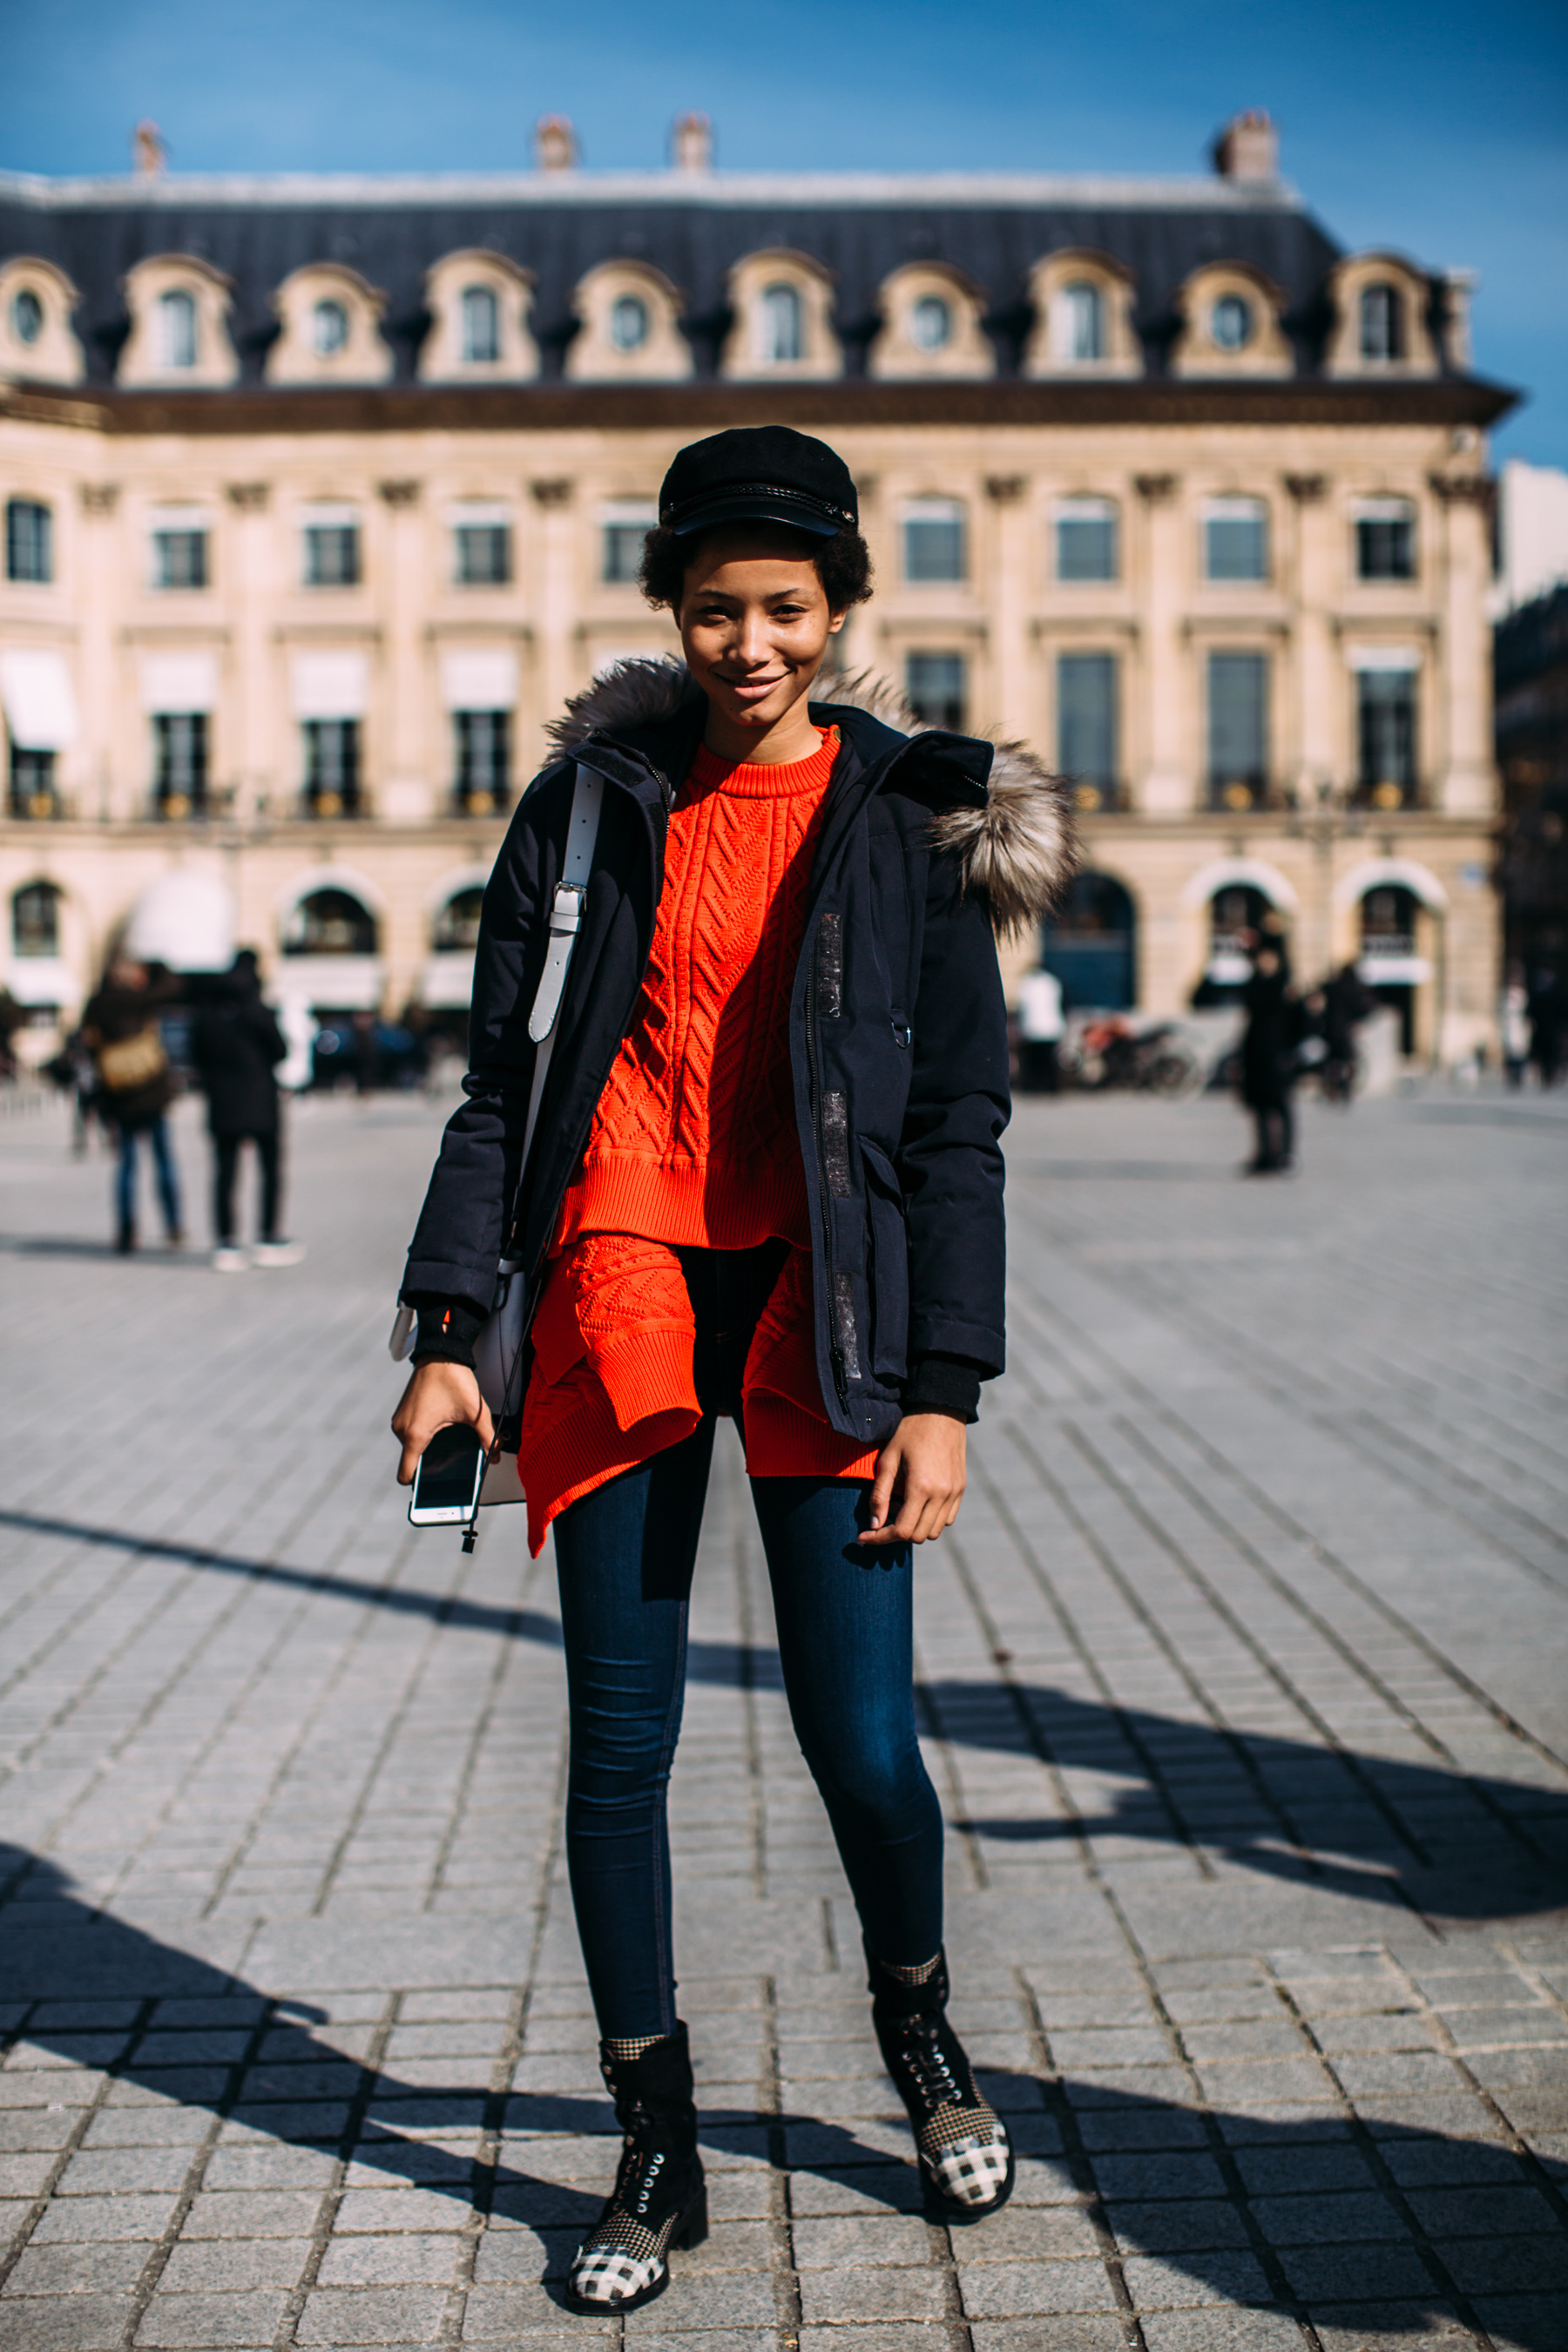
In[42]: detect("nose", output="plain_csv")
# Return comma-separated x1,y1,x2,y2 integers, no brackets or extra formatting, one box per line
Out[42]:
735,612,775,669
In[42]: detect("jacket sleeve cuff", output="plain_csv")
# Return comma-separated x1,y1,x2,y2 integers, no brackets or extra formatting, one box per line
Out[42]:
405,1295,488,1369
902,1354,983,1423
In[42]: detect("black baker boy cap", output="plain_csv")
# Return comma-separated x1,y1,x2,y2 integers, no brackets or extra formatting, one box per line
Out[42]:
658,425,858,540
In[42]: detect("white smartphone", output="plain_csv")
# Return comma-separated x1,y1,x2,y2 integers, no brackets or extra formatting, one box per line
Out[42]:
409,1423,487,1526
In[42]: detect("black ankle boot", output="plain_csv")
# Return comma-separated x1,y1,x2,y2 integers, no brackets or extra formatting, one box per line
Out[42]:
565,2022,708,2313
868,1946,1015,2220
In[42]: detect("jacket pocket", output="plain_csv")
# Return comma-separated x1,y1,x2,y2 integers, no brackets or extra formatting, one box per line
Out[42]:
860,1139,909,1382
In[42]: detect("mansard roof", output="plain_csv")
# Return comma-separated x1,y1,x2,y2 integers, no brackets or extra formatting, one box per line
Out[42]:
1,164,1361,386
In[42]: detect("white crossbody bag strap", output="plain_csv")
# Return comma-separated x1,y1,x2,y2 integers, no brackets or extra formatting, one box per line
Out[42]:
388,762,604,1369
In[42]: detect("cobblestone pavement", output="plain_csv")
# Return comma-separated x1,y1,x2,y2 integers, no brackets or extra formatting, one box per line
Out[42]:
2,1082,1566,2351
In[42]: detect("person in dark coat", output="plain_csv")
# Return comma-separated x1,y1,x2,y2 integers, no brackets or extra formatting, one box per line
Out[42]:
1239,934,1302,1173
389,428,1075,2315
188,950,304,1270
1321,961,1376,1104
81,957,184,1253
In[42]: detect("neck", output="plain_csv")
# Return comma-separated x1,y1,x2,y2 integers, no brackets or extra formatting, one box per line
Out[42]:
701,693,825,767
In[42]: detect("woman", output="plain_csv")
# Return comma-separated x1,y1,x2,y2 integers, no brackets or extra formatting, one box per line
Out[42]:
81,956,184,1253
1239,921,1303,1173
392,427,1072,2315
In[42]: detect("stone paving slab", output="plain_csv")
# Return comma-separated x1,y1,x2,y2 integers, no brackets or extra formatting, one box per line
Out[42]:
2,1083,1566,2348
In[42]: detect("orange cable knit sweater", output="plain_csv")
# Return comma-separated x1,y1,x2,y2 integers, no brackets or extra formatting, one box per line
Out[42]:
517,727,878,1550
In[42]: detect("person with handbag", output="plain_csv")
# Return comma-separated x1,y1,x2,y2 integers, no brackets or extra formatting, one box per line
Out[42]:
390,427,1074,2315
81,956,185,1254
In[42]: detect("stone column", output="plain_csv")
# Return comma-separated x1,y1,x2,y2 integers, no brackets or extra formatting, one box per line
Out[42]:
1284,472,1337,979
1134,473,1186,813
984,475,1029,740
531,478,578,732
75,482,120,823
377,479,430,823
224,483,272,826
1431,473,1496,819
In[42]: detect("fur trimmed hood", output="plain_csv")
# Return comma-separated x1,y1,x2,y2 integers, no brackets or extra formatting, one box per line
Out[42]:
548,657,1076,941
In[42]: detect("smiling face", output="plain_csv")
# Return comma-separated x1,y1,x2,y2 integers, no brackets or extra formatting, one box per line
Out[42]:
676,525,847,762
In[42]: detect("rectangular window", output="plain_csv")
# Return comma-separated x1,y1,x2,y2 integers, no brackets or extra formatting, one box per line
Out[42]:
6,499,52,584
152,713,208,815
1203,497,1269,583
8,746,57,818
1356,668,1416,805
1055,498,1119,583
454,709,510,811
454,523,511,585
303,718,361,815
152,529,209,590
1058,653,1119,793
1207,651,1269,808
1355,499,1416,582
905,652,966,730
902,500,966,584
601,503,657,585
303,523,360,587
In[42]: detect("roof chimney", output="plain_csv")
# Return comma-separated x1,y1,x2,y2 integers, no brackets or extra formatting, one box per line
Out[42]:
132,119,166,177
534,115,578,172
1212,109,1279,184
672,112,713,172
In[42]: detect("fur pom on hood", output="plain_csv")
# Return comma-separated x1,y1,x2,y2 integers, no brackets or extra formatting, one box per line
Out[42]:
549,657,1076,939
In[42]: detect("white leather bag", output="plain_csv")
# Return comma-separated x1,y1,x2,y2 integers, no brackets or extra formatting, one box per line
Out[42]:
389,762,605,1508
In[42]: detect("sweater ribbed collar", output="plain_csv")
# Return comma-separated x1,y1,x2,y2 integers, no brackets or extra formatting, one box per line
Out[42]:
685,725,840,801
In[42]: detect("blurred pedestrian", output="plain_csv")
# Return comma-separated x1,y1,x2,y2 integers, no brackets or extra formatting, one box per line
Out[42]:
1321,960,1376,1105
189,950,306,1272
1239,931,1301,1174
81,957,184,1253
0,984,24,1082
1528,966,1564,1088
1016,965,1064,1093
1500,962,1531,1090
351,1008,379,1097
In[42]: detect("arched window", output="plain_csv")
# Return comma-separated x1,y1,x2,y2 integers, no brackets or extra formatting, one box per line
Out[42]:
760,282,802,364
1210,292,1254,352
159,288,196,369
610,294,649,353
1058,280,1104,362
1204,884,1272,993
11,880,60,957
461,285,499,363
909,294,951,352
312,299,348,356
1359,282,1405,363
11,287,43,346
283,889,378,956
433,888,485,952
1039,873,1136,1011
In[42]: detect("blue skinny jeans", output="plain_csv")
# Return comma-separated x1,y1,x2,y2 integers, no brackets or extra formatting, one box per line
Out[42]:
115,1115,181,1239
551,1241,945,2040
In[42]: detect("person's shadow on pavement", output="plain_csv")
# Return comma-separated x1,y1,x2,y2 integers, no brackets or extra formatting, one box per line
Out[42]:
3,1846,1565,2340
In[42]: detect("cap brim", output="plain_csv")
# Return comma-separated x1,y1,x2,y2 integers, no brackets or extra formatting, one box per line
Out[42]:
668,492,841,538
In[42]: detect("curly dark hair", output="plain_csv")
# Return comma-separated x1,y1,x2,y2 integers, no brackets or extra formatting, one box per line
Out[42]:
638,521,874,614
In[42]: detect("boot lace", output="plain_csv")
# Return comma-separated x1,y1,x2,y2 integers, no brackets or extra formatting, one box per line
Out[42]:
895,2014,967,2115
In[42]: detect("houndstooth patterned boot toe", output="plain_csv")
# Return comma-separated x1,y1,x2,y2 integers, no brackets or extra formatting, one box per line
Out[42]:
565,2024,707,2314
868,1945,1015,2220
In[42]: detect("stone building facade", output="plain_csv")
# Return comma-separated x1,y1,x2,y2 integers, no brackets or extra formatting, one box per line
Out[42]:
0,112,1512,1064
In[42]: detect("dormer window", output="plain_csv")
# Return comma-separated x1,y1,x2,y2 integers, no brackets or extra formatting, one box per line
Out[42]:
1360,282,1404,363
910,294,950,352
760,283,802,364
11,289,42,345
0,259,84,386
1210,294,1253,352
313,300,348,356
420,252,537,384
462,286,498,363
1024,253,1141,380
610,294,648,353
159,289,196,369
1058,281,1104,362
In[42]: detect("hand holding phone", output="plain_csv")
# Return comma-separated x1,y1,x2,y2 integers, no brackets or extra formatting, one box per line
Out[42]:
409,1422,487,1525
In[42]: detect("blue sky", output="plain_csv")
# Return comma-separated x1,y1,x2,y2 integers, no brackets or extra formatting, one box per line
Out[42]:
3,0,1565,464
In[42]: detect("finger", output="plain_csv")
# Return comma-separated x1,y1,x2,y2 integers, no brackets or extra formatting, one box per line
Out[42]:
863,1446,902,1534
475,1401,496,1454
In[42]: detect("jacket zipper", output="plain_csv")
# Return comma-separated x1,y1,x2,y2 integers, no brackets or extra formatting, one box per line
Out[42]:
806,912,849,1407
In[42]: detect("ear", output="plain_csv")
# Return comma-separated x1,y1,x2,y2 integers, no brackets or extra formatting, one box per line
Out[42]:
828,610,848,634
